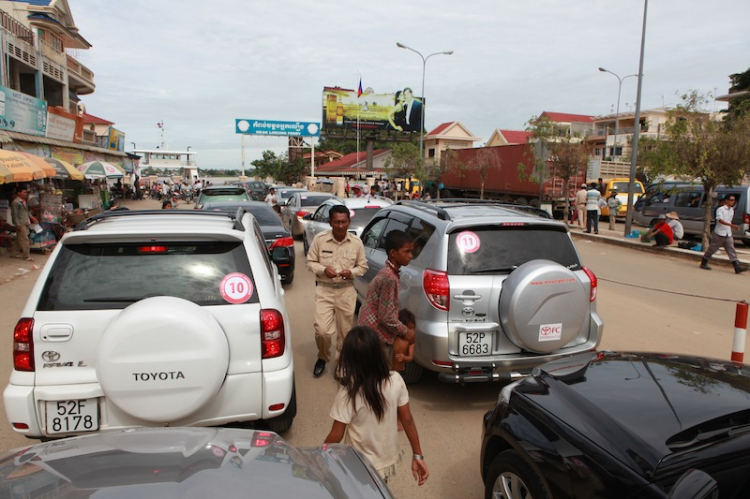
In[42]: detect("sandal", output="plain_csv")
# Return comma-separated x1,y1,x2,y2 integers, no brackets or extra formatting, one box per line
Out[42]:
24,257,34,262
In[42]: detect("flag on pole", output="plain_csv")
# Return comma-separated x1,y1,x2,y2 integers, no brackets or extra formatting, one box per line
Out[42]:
357,78,363,98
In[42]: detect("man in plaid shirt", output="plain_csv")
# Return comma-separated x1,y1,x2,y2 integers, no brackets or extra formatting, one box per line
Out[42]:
358,230,416,365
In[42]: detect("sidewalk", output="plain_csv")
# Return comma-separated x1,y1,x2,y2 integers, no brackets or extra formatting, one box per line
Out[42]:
569,222,749,268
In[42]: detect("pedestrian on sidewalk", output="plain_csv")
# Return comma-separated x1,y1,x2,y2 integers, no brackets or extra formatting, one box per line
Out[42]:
306,204,368,377
9,185,36,262
607,191,622,231
700,195,748,274
642,214,674,247
585,183,601,234
575,184,588,230
666,212,684,241
325,325,429,486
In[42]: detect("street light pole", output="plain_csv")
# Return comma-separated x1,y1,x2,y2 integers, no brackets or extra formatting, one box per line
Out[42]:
396,43,453,165
598,68,637,161
624,0,649,236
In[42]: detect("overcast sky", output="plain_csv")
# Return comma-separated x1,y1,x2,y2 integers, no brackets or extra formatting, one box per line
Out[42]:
71,0,750,170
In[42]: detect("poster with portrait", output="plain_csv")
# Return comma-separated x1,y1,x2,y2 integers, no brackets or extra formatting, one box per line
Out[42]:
322,86,425,133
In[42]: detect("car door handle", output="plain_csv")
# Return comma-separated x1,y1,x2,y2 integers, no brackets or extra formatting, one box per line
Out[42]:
454,293,482,304
40,324,74,342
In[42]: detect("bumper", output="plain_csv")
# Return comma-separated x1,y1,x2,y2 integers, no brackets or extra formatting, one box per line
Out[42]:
4,367,294,438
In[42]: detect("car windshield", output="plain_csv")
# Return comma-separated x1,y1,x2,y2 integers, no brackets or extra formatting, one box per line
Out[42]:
612,182,643,194
38,241,257,310
207,205,281,226
447,226,580,274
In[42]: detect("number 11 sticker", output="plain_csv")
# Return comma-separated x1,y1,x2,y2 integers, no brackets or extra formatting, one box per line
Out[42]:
220,273,254,304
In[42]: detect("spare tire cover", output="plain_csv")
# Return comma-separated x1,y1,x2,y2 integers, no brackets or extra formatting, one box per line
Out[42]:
499,260,587,354
96,296,229,423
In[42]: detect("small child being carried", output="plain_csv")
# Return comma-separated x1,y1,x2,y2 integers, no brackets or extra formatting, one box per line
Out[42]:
393,308,416,372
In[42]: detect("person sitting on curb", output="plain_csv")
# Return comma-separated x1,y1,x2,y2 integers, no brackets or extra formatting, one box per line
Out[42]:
642,214,673,248
666,212,683,241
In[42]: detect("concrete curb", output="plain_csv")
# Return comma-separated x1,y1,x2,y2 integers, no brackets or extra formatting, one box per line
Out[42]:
570,228,748,269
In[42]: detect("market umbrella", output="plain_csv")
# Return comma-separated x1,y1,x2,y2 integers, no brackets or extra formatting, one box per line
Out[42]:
45,157,85,181
77,161,125,179
0,149,36,184
18,152,57,179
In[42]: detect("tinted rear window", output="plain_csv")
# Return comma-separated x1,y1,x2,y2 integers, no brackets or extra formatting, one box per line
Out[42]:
300,196,329,207
349,208,381,230
204,189,246,196
38,242,257,310
447,227,580,275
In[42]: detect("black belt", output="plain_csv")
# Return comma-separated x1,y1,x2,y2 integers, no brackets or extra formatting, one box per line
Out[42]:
316,281,354,289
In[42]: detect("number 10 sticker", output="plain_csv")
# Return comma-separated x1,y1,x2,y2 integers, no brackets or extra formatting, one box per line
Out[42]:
220,273,254,304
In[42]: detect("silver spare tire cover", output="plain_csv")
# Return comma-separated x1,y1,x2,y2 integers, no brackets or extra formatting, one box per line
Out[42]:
96,296,229,423
499,260,587,354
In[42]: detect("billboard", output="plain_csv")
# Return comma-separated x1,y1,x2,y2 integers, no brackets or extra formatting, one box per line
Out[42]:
107,127,126,151
235,119,320,137
322,86,424,133
0,85,47,136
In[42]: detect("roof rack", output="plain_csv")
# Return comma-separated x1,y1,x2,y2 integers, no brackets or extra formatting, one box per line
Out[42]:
394,200,451,220
398,199,552,219
74,209,251,232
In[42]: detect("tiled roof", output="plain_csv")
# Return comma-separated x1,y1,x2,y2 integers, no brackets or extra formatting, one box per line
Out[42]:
83,113,113,125
499,130,532,144
427,122,454,135
316,149,390,172
541,112,595,123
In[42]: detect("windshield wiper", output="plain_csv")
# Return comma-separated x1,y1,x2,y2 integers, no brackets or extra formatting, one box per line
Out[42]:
471,266,518,274
668,423,750,449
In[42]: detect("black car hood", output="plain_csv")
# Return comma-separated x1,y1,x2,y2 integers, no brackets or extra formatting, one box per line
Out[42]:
520,352,750,471
0,428,390,498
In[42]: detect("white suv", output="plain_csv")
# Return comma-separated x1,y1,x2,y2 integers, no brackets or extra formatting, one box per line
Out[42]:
4,209,295,439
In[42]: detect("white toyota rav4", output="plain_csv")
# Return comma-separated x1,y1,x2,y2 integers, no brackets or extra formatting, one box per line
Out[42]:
4,209,295,439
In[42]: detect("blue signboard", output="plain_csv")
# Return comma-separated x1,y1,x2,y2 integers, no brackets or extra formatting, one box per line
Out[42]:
0,85,47,136
235,119,320,137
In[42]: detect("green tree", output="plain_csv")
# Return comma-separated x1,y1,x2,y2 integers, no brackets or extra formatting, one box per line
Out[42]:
276,157,307,185
251,150,283,180
726,67,750,120
384,142,420,179
641,91,750,247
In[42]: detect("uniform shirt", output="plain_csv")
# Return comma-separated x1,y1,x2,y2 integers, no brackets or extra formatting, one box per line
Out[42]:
10,197,30,226
306,230,367,284
329,372,409,471
607,197,622,214
358,262,408,344
714,205,734,237
585,189,601,211
575,188,588,208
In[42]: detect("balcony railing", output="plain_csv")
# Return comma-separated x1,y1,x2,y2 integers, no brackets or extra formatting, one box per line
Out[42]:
66,53,95,93
0,11,33,45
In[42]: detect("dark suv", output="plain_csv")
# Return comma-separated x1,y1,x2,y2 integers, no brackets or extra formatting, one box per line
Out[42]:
354,200,603,384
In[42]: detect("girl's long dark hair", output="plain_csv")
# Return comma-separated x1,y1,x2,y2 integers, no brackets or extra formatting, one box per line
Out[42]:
335,326,391,422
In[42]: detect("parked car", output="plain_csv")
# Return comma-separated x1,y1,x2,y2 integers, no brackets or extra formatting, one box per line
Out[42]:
4,209,296,439
479,351,750,498
271,186,307,205
634,182,750,245
281,192,340,238
203,201,296,284
195,186,251,209
232,180,269,201
354,199,603,384
303,196,394,255
0,427,393,498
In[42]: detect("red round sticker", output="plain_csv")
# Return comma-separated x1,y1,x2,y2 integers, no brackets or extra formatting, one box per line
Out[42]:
219,273,254,304
456,231,480,253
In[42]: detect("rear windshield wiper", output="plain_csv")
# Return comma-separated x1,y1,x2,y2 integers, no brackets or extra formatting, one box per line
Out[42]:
83,293,166,303
471,266,518,274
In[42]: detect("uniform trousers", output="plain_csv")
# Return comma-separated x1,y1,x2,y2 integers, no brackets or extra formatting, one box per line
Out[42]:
10,226,30,259
314,283,356,363
704,233,738,262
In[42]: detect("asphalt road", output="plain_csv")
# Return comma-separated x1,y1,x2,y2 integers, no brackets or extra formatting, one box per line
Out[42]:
0,208,748,497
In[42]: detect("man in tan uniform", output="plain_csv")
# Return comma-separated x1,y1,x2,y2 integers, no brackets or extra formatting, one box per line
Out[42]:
575,183,588,230
306,204,368,377
10,185,36,261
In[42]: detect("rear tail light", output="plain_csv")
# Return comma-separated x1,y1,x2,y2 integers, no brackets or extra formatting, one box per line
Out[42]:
260,309,285,358
296,210,309,219
13,318,34,372
582,266,598,302
269,237,294,249
744,213,749,225
423,269,450,311
137,245,169,254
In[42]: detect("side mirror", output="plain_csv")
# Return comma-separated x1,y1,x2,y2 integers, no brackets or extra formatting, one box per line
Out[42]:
270,247,292,265
302,213,313,221
667,469,718,499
